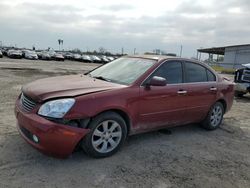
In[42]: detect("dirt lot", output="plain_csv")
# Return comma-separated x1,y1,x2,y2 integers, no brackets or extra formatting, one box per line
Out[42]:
0,57,249,188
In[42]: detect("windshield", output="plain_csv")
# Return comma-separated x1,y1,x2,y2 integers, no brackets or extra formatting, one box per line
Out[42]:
27,51,36,55
88,57,156,85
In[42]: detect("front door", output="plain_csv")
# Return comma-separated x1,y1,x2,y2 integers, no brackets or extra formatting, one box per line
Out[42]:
138,61,188,131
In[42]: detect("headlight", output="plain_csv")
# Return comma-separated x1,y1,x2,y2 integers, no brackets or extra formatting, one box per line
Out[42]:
38,98,75,118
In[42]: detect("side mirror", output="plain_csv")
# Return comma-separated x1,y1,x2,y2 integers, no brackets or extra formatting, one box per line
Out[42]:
146,76,167,88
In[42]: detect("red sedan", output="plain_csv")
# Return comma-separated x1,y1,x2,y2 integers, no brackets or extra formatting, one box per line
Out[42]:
15,55,234,158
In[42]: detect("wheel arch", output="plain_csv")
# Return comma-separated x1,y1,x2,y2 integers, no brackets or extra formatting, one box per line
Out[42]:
90,109,132,135
216,99,227,113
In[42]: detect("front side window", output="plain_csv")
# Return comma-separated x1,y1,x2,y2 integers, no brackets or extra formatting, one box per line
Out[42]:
89,57,156,85
185,62,207,83
147,61,183,84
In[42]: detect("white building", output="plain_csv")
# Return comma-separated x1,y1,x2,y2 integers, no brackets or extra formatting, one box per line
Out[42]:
198,44,250,69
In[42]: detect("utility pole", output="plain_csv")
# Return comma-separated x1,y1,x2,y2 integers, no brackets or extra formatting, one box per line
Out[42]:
61,40,63,51
180,45,183,57
134,48,136,55
58,39,63,51
58,39,60,51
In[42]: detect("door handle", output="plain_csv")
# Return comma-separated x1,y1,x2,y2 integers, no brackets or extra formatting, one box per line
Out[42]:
210,87,217,91
177,90,187,95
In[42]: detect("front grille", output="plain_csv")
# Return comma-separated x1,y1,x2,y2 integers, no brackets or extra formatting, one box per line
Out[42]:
242,69,250,83
20,93,36,112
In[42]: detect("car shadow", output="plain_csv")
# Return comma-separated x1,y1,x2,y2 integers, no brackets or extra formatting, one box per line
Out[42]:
234,94,250,102
54,123,229,160
235,94,250,102
122,123,206,146
0,122,248,188
0,121,240,166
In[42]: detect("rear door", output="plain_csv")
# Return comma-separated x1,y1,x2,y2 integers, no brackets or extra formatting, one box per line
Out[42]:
181,61,218,123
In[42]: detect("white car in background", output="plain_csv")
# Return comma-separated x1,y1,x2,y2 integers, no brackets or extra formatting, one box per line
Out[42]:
39,51,51,60
24,51,38,60
107,56,115,61
7,49,22,59
73,54,82,61
81,55,93,63
91,55,102,63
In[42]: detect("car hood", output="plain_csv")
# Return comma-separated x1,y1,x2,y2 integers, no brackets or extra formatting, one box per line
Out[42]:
242,63,250,69
22,75,125,102
10,51,22,55
27,54,37,57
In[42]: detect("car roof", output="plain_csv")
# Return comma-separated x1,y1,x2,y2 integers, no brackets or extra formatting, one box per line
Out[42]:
127,55,190,62
127,55,204,64
126,55,216,72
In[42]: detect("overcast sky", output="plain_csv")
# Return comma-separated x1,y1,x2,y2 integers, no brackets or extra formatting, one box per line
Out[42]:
0,0,250,57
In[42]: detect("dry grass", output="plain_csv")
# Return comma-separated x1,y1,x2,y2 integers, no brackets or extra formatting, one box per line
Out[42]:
211,65,235,74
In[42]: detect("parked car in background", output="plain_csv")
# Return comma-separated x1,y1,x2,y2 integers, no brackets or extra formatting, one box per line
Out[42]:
53,53,65,61
2,48,8,56
22,50,28,58
39,51,51,60
234,63,250,97
15,55,234,158
64,52,74,60
81,55,93,63
7,49,22,59
100,55,110,64
24,51,38,60
0,50,3,58
91,55,102,63
37,52,42,59
107,56,115,61
73,54,82,61
49,50,56,56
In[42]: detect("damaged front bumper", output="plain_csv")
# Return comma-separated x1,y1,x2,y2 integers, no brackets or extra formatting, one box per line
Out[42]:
15,100,90,158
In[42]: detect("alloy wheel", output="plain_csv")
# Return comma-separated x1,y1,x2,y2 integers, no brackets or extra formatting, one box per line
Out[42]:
91,120,122,153
210,105,223,127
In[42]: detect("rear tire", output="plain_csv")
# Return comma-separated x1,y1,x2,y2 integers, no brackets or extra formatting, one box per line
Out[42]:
82,112,127,158
201,102,224,130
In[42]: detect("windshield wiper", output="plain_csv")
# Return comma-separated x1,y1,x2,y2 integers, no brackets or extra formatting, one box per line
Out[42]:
92,76,111,82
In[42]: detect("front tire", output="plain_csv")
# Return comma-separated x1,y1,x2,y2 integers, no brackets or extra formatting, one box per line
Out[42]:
82,112,127,158
202,102,224,130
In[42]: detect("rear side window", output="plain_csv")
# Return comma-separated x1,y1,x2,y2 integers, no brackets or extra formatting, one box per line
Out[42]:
207,69,216,81
185,62,207,83
151,61,183,84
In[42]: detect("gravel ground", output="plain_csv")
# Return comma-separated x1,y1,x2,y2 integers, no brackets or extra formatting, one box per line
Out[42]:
0,57,249,188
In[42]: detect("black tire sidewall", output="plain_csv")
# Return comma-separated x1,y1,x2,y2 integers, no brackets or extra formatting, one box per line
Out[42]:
82,112,127,158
